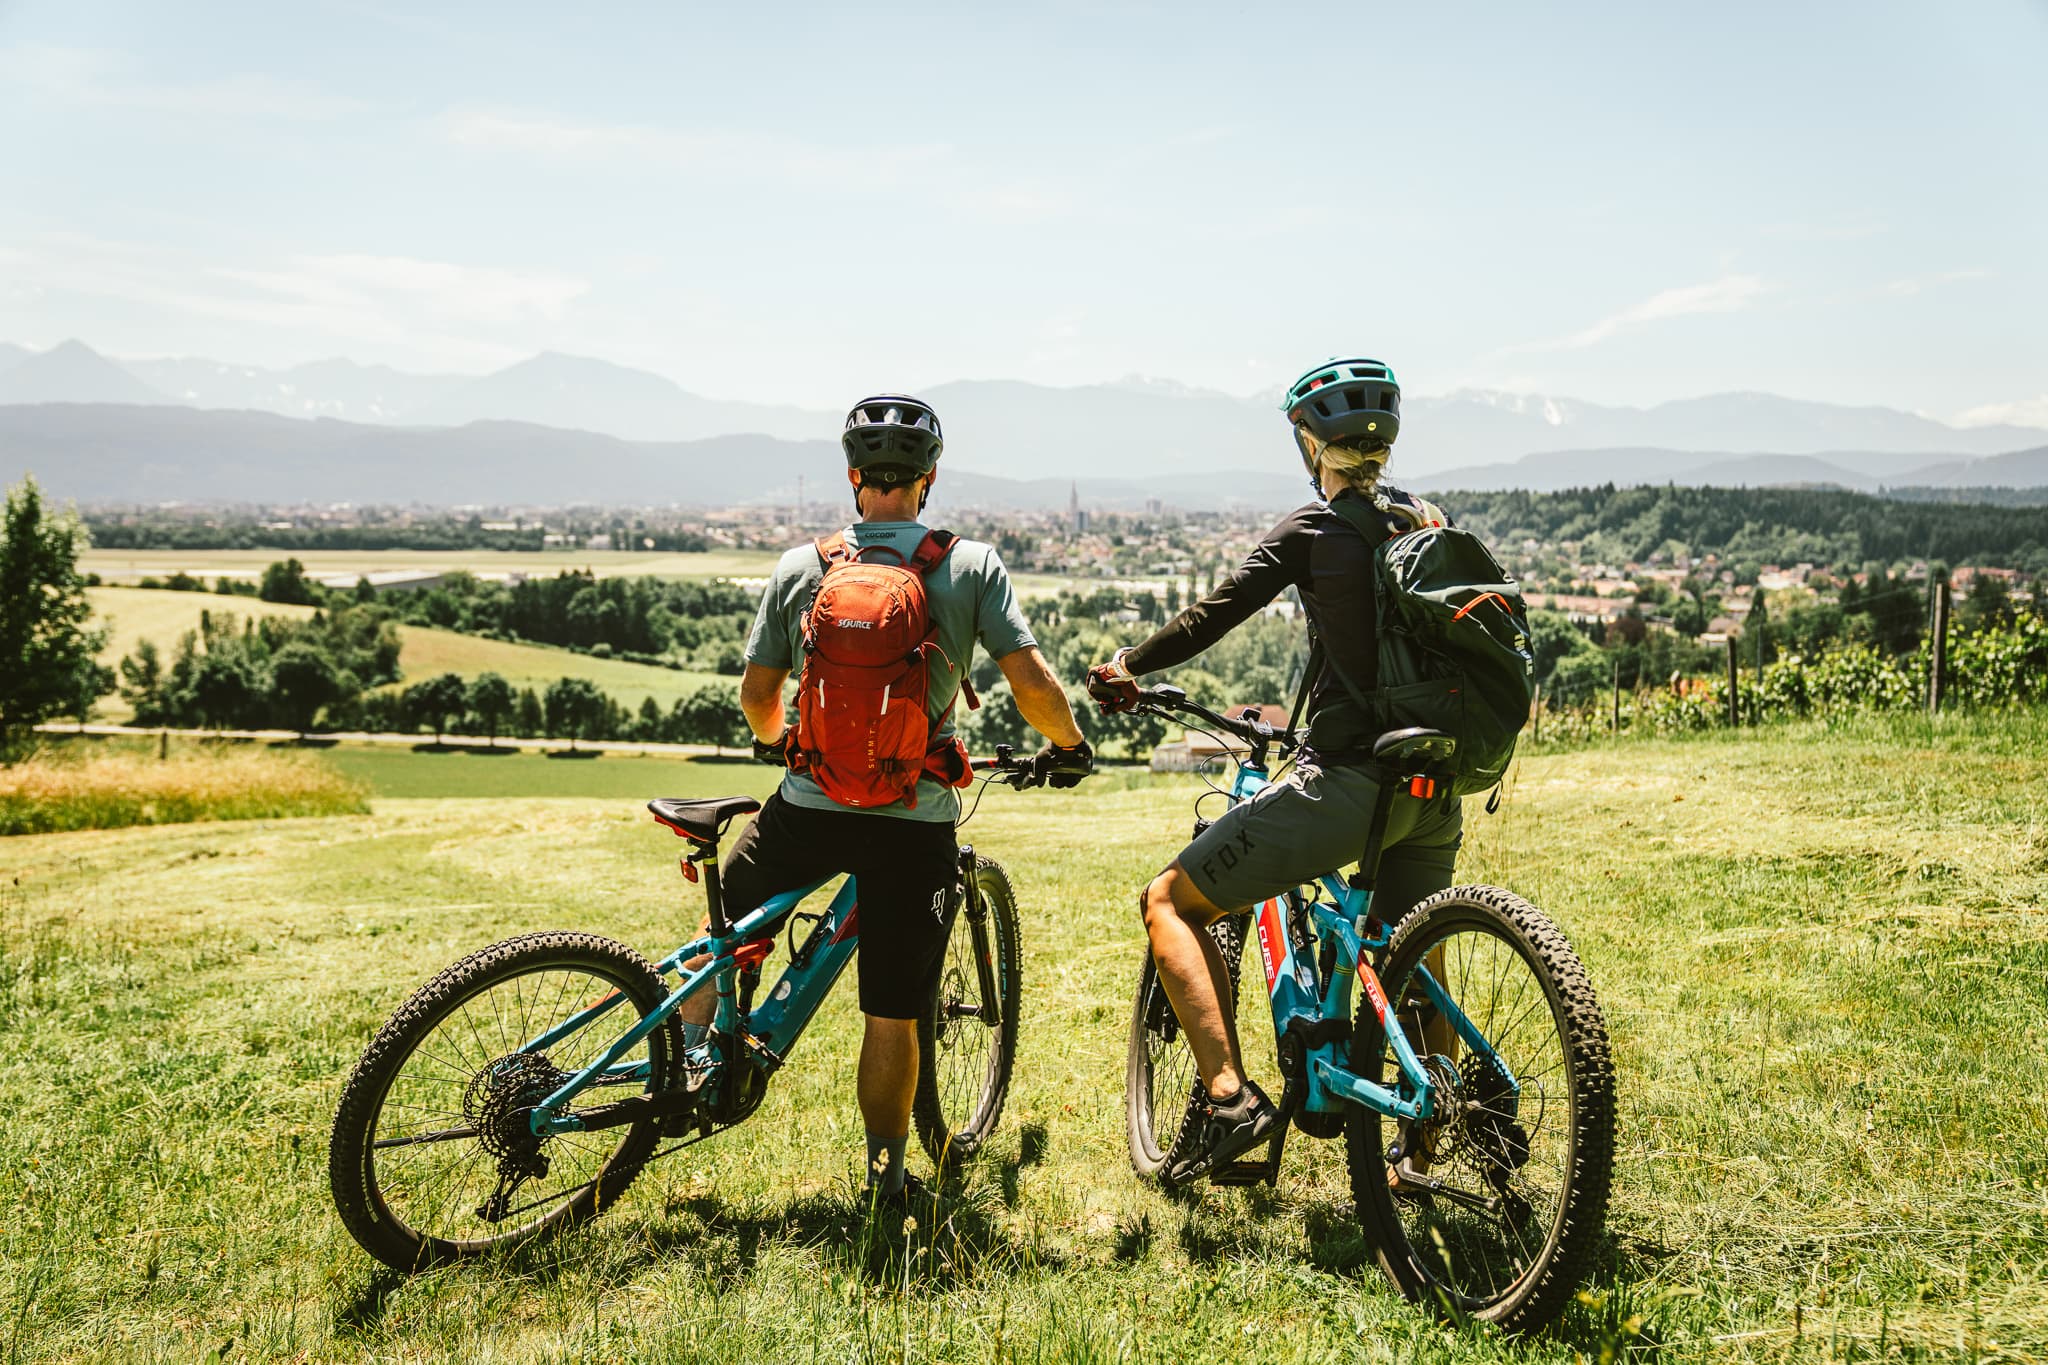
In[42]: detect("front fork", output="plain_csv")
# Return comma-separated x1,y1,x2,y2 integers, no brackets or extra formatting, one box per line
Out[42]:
956,845,1002,1031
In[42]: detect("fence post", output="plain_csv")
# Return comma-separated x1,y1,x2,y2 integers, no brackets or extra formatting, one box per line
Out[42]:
1610,658,1621,735
1531,682,1541,743
1725,636,1739,727
1928,579,1950,715
158,728,169,761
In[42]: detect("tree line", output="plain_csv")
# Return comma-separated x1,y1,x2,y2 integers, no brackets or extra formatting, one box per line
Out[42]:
1448,484,2048,576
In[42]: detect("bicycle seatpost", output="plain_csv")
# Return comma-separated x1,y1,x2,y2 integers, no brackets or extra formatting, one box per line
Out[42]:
699,841,731,937
1348,770,1397,894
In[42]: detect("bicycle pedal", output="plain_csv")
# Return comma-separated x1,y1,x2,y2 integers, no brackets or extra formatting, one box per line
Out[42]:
1208,1160,1274,1187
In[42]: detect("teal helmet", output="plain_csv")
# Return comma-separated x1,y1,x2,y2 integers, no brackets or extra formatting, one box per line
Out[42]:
1281,357,1400,450
841,394,943,481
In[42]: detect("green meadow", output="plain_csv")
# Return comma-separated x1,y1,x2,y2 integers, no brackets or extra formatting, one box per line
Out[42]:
3,715,2045,1362
86,587,731,720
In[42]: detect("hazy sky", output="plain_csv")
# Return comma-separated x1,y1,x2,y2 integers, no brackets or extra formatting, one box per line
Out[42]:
2,1,2043,422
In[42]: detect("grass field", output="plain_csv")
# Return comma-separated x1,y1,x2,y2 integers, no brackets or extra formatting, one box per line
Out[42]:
3,717,2044,1362
86,587,730,718
320,746,779,800
81,548,783,584
0,747,368,835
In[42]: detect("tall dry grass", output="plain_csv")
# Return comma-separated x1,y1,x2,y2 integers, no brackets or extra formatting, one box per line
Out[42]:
0,747,369,835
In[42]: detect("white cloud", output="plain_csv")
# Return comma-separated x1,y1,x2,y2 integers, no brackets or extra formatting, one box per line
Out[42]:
1517,274,1766,352
1884,269,1989,296
1759,219,1887,243
219,254,587,326
1954,396,2048,430
0,42,370,120
0,234,571,369
440,110,949,192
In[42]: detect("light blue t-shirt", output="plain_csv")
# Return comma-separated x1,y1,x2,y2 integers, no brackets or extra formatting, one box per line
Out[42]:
745,521,1036,822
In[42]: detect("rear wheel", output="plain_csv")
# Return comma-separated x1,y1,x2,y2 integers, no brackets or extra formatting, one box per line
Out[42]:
1125,913,1249,1178
329,932,673,1272
914,857,1021,1168
1346,886,1614,1333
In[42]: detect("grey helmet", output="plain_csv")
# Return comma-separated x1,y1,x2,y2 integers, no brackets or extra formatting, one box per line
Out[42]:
841,394,943,484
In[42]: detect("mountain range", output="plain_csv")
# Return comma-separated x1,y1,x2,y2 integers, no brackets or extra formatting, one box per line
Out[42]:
4,339,2045,486
3,402,2043,511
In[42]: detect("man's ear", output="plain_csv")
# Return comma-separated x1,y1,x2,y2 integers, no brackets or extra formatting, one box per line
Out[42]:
845,468,862,490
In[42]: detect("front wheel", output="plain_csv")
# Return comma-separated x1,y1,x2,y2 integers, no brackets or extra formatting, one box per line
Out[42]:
914,857,1021,1169
1346,885,1615,1334
329,932,674,1272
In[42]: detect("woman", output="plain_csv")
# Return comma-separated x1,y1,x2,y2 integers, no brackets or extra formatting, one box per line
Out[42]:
1086,356,1461,1184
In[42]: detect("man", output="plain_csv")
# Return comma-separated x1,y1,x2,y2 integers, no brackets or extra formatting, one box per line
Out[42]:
688,393,1092,1205
1088,357,1460,1185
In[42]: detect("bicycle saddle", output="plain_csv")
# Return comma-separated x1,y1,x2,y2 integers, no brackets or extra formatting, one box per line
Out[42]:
1371,727,1457,766
647,795,761,842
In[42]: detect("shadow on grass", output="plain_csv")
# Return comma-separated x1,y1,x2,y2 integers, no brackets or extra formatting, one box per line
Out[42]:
269,736,341,749
510,1178,1070,1295
545,749,602,760
996,1120,1049,1208
332,1267,408,1335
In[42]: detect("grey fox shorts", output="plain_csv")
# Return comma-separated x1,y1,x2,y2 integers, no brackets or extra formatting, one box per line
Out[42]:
1179,759,1463,920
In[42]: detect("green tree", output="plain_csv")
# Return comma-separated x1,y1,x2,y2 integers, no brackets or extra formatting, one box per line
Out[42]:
515,686,544,738
271,643,353,737
405,672,470,745
467,672,515,746
676,684,746,753
259,557,318,605
543,677,605,750
118,638,172,726
189,651,265,731
0,476,110,757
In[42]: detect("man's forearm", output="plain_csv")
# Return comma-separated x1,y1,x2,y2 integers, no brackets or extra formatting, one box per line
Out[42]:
997,648,1084,747
740,666,788,742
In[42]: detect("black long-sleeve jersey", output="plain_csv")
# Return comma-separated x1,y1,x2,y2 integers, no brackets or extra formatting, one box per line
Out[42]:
1124,487,1420,717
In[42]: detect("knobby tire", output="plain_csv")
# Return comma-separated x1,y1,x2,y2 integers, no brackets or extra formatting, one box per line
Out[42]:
329,931,674,1272
914,856,1022,1169
1345,885,1615,1334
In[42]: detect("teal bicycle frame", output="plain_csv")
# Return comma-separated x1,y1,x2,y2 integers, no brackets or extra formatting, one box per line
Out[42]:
1194,717,1515,1130
520,871,860,1137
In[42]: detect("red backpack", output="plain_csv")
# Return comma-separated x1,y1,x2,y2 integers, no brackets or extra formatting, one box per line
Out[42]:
789,528,978,810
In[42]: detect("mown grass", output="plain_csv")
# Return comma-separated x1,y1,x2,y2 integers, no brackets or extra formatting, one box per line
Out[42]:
80,548,784,583
320,746,784,800
0,748,368,836
2,714,2044,1361
85,586,731,720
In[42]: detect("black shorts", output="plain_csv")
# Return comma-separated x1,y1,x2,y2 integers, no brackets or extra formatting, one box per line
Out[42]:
717,792,959,1020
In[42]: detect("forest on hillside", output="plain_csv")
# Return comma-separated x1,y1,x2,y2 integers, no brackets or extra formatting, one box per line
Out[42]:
1442,484,2048,573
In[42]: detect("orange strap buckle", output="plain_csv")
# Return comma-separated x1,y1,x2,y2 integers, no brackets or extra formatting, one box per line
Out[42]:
1408,776,1436,799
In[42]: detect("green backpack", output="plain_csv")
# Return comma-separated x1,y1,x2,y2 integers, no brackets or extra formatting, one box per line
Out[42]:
1318,509,1535,797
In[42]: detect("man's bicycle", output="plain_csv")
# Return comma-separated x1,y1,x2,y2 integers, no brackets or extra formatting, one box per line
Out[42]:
1123,686,1613,1333
329,750,1038,1273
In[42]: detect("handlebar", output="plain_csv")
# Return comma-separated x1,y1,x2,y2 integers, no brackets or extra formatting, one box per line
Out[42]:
1130,685,1299,761
973,744,1040,789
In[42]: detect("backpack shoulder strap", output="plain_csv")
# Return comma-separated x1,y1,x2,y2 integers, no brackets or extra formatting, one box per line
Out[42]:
1324,495,1392,545
814,531,857,568
907,528,957,576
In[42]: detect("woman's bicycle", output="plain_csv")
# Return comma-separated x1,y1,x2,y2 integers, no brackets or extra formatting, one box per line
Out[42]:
329,750,1038,1273
1123,686,1614,1333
